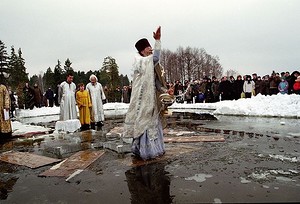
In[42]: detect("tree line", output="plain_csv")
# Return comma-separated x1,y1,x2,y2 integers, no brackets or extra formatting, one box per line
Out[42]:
0,40,130,93
1,39,224,95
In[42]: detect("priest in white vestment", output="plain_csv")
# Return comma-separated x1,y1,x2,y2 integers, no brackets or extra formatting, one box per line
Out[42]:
58,73,77,121
123,26,170,160
86,74,106,127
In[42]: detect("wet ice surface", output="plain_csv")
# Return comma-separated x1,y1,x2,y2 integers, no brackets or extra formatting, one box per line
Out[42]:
185,173,213,182
0,112,300,203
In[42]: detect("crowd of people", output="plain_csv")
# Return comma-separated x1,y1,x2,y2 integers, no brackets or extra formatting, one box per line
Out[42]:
1,24,299,162
22,82,55,110
167,70,300,104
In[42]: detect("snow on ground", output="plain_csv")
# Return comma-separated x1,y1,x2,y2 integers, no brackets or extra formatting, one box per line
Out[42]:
12,121,52,136
214,94,300,117
12,93,300,135
171,93,300,118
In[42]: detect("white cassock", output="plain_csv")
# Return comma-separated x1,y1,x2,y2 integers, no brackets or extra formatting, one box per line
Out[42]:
86,82,106,122
59,81,77,121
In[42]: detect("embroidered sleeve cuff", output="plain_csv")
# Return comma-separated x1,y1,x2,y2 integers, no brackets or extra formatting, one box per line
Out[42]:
154,40,161,50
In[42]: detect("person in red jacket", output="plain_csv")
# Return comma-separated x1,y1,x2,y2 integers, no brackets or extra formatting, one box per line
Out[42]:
293,76,300,94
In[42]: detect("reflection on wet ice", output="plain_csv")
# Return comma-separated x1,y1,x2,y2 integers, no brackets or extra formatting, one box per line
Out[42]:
125,162,173,204
0,177,18,200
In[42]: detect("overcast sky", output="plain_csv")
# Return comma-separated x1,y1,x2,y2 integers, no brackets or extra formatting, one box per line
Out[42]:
1,0,300,79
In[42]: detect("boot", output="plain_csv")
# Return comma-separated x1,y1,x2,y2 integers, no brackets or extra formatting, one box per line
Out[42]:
82,124,90,130
97,121,104,127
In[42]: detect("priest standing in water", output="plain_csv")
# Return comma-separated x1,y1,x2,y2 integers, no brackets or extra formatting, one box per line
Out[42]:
123,26,171,160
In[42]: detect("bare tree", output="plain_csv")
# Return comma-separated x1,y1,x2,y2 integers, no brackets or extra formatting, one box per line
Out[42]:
161,46,223,83
225,69,238,78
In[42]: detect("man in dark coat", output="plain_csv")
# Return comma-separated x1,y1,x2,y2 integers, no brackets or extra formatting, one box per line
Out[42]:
54,84,60,106
235,75,244,99
33,83,43,108
229,76,238,100
211,76,220,102
45,88,54,107
23,82,34,109
254,76,264,95
219,76,231,101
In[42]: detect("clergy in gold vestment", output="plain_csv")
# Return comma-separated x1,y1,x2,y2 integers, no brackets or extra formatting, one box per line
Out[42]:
0,84,12,137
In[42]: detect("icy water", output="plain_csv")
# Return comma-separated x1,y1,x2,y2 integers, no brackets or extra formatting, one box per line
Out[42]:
0,112,299,203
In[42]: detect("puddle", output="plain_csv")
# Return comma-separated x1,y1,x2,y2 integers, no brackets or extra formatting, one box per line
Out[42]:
125,163,173,203
0,177,18,200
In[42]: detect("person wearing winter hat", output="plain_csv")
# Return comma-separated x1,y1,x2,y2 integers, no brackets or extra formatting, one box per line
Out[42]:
293,76,300,94
135,38,151,56
278,76,289,94
123,26,171,161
